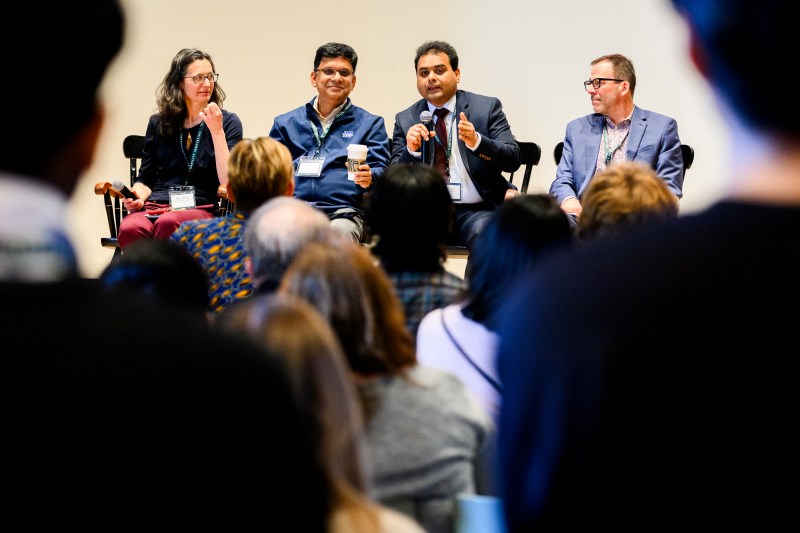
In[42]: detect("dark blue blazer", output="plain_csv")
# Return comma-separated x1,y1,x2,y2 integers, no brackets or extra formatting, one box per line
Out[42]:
391,90,521,207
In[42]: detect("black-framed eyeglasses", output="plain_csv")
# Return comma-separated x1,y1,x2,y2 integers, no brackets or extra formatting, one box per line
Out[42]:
316,68,353,78
583,78,624,91
185,73,219,84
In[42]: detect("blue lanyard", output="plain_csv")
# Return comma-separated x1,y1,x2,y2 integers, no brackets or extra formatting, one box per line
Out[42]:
180,122,205,183
310,100,352,155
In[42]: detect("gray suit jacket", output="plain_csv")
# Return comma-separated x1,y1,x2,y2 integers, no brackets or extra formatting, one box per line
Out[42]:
550,106,684,204
392,90,521,207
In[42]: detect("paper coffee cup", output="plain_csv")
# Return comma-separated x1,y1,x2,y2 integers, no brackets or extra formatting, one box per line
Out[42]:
347,144,368,180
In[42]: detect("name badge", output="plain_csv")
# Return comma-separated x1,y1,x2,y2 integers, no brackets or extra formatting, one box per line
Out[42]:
169,185,196,210
296,156,325,177
447,183,461,201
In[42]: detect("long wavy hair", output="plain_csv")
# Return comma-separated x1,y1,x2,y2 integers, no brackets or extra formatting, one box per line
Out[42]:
155,48,226,137
214,293,383,532
279,241,416,378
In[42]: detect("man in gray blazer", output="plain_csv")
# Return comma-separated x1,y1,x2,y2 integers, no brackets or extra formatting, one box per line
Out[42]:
551,54,683,226
392,40,521,250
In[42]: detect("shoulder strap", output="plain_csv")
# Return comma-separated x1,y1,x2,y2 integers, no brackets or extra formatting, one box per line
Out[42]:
440,310,504,394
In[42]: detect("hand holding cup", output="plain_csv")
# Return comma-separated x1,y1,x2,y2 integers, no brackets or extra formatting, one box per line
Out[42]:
347,144,368,181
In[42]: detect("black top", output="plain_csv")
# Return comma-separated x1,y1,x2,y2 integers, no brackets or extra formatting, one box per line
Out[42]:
137,110,243,205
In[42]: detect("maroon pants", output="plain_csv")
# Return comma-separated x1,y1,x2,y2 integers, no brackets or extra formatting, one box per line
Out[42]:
118,202,215,249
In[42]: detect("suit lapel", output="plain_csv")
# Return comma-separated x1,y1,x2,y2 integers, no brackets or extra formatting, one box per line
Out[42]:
455,90,471,174
587,115,605,178
625,107,647,159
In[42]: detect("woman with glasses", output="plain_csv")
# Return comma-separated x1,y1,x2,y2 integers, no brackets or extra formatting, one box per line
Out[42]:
118,48,242,248
549,53,684,230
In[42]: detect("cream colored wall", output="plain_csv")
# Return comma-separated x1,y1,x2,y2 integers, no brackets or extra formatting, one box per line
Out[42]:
70,0,730,277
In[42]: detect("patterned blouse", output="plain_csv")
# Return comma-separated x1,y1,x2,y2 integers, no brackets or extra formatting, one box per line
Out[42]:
171,211,254,314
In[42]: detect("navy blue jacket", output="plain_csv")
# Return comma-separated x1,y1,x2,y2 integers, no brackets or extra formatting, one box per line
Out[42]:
269,97,390,215
391,90,521,207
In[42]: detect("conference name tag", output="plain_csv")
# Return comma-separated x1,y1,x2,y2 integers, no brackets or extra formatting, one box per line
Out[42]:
447,183,461,201
296,156,325,177
169,185,196,210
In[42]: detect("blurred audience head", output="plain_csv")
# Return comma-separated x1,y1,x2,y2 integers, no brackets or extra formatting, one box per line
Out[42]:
669,0,798,136
244,196,340,292
213,292,379,529
3,0,124,194
577,161,679,242
364,163,454,272
100,238,209,319
464,194,573,331
226,136,295,212
279,241,416,378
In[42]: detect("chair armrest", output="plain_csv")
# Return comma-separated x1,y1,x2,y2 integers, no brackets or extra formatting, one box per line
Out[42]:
95,181,125,199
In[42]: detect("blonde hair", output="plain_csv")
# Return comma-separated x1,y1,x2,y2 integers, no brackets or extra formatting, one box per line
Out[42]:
577,161,679,241
227,137,294,212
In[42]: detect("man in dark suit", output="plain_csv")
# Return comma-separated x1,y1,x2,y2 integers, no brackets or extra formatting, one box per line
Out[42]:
391,40,521,250
1,2,329,529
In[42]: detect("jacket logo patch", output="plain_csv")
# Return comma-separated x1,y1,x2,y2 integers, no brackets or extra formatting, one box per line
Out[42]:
342,131,354,138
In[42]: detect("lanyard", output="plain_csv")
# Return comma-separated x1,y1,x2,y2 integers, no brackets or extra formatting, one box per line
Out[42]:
310,100,352,156
180,122,205,183
602,123,629,165
434,109,457,167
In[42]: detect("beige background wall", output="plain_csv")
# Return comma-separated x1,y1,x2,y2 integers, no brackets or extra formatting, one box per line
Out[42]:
71,0,730,277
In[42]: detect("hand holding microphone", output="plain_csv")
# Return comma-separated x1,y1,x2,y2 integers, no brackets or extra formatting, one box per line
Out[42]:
111,179,137,200
419,110,434,165
112,179,143,212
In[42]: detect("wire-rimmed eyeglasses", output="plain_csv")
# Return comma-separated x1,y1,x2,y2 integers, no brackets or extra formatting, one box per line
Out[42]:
185,73,219,84
583,78,623,91
316,68,353,78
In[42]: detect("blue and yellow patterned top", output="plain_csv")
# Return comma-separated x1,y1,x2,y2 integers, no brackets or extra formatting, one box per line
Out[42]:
171,211,253,314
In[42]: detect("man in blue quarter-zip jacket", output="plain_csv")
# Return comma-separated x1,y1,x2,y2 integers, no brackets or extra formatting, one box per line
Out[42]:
269,42,390,243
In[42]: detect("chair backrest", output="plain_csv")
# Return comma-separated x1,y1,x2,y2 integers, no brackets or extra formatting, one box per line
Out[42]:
507,141,541,194
95,135,146,259
680,144,694,176
554,141,564,166
123,134,145,185
553,141,695,178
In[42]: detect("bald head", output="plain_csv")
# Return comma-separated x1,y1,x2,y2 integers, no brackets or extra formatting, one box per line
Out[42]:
244,197,339,290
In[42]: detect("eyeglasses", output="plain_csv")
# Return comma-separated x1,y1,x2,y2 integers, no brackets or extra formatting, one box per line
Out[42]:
583,78,624,91
184,73,219,84
316,68,353,78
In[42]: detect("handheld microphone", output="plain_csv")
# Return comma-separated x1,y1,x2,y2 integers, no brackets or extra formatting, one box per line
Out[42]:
419,110,434,166
111,179,137,200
